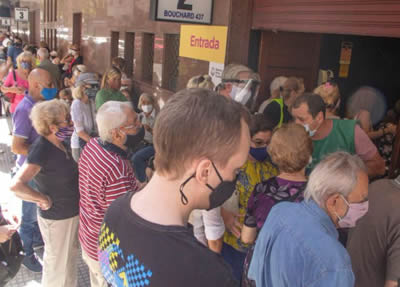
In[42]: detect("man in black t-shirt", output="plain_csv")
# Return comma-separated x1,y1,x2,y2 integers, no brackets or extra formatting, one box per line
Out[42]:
99,89,251,286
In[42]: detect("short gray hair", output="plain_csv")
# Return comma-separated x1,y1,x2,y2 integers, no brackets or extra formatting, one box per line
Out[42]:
270,76,287,95
96,101,133,142
304,152,367,206
37,48,49,59
221,63,252,81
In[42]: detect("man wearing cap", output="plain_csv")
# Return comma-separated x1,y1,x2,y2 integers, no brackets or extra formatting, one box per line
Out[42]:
38,48,61,89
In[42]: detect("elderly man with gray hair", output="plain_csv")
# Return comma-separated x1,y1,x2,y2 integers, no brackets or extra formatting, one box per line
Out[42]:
248,151,369,287
38,47,61,88
78,101,141,287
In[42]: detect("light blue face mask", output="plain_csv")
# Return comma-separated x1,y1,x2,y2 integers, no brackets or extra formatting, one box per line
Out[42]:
21,61,31,70
41,87,58,101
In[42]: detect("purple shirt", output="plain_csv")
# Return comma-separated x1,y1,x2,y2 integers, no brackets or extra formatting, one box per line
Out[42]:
244,177,306,230
12,93,39,167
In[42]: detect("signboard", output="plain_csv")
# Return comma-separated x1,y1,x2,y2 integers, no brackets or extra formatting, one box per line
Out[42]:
339,41,353,78
179,25,227,63
1,18,11,26
151,0,213,24
15,8,28,22
209,62,224,86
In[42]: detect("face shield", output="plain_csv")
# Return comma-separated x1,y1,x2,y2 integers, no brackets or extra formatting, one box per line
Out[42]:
223,79,260,106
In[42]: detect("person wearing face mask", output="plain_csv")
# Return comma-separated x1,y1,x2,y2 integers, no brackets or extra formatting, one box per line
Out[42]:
95,67,127,110
219,114,277,281
241,123,311,287
347,175,400,287
10,99,79,286
6,36,23,69
248,152,368,287
60,43,83,78
78,101,140,287
219,63,260,107
10,68,57,273
131,93,159,186
1,51,35,115
291,93,385,177
98,89,248,287
262,77,302,129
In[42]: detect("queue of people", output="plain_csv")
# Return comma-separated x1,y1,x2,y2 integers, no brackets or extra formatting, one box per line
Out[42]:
0,36,399,287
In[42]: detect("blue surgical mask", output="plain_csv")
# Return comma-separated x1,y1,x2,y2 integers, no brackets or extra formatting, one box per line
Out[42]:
303,123,317,137
41,87,58,101
250,146,269,162
21,61,31,70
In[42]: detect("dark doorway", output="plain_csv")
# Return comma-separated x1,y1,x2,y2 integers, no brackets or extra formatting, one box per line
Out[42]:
319,34,400,114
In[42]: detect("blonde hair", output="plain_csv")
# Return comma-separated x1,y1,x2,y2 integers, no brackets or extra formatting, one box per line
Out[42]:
186,75,214,90
313,82,340,110
72,86,85,100
16,51,36,70
268,123,313,173
138,93,160,114
30,99,69,136
101,67,121,89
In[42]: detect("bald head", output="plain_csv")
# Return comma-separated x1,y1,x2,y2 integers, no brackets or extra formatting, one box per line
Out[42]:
28,68,54,102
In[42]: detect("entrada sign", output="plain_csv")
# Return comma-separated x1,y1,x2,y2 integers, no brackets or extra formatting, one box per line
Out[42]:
179,25,227,63
150,0,213,24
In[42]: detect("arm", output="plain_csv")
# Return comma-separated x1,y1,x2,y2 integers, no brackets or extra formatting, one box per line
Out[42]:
77,130,91,142
221,207,242,238
71,102,92,142
202,207,226,254
1,86,25,94
384,281,398,287
208,237,223,254
354,125,385,177
9,163,51,209
241,225,257,245
11,136,29,156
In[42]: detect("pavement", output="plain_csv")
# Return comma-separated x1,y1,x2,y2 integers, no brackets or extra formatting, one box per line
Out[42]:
0,115,91,287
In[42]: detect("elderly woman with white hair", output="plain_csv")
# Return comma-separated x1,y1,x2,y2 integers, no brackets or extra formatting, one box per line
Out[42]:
10,99,79,287
78,101,140,287
248,151,369,287
70,85,95,162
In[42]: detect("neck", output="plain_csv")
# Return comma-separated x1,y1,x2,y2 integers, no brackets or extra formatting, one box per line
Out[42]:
278,169,307,181
46,134,63,148
131,173,193,226
29,92,42,103
312,119,332,140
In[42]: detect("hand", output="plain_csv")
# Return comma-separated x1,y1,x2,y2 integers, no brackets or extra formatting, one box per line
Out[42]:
386,123,397,135
38,195,52,210
143,124,152,132
15,86,26,94
0,225,17,243
221,208,243,238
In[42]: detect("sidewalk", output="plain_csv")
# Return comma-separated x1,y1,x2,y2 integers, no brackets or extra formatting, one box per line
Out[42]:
0,116,91,287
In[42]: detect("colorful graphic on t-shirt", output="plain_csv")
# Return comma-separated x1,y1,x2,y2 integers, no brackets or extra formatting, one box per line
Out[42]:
98,223,153,287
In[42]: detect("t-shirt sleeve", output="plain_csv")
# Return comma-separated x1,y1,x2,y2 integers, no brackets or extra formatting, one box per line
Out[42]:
201,207,225,241
71,101,84,132
354,124,378,161
386,224,400,281
12,107,32,139
244,188,257,228
263,101,281,127
27,138,47,167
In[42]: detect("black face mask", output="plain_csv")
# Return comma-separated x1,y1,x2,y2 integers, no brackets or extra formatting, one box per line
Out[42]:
179,162,238,211
124,126,145,149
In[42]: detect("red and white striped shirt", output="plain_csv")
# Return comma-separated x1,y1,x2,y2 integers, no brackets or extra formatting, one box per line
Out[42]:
78,138,138,260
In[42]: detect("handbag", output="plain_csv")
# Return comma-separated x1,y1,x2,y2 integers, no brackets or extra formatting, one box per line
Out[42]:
0,211,25,285
3,70,17,104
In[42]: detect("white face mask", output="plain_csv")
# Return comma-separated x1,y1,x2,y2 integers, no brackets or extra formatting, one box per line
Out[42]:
142,105,153,113
229,79,253,105
68,49,74,55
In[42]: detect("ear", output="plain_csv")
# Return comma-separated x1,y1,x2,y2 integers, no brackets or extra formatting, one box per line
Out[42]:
316,111,324,122
111,128,123,143
324,193,341,215
49,124,58,134
194,159,212,186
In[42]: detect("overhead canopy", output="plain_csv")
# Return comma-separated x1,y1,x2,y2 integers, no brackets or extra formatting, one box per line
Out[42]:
253,0,400,38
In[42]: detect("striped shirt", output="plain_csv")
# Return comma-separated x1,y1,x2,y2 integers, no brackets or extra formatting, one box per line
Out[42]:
78,138,138,260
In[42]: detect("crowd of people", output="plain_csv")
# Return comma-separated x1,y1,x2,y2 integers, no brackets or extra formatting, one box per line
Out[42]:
0,34,399,287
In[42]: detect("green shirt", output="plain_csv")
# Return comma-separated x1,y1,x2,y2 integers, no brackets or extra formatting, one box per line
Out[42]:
95,88,127,110
308,119,356,173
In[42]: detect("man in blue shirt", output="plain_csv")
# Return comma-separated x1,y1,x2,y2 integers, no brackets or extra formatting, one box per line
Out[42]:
248,151,369,287
7,37,23,69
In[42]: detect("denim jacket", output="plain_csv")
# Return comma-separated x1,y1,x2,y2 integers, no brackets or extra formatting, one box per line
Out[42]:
248,199,354,287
